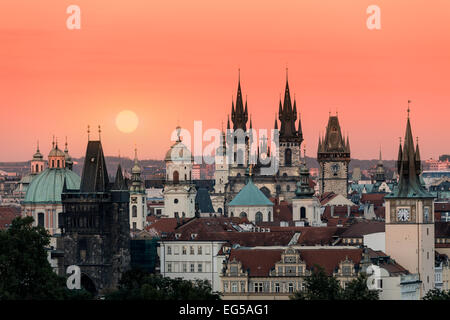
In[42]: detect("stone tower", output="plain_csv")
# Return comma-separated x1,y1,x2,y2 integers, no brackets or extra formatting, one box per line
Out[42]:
129,147,147,230
384,108,435,298
317,114,350,196
61,137,131,295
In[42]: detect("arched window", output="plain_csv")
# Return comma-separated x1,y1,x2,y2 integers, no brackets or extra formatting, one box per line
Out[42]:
300,207,306,219
38,213,44,227
174,199,179,204
185,174,187,180
57,160,60,168
255,212,263,223
58,212,63,228
286,185,290,192
260,187,271,199
51,160,55,168
230,212,234,217
173,171,179,184
268,211,271,221
35,164,39,172
218,208,223,214
285,148,292,166
132,205,137,217
240,212,247,219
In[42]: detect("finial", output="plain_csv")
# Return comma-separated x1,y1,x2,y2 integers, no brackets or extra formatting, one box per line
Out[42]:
87,125,90,141
416,136,419,145
238,67,240,83
52,135,55,148
37,140,40,152
135,143,138,159
176,125,181,142
407,100,411,118
98,125,101,140
249,164,253,177
303,144,307,164
55,137,59,148
65,136,68,151
286,64,288,82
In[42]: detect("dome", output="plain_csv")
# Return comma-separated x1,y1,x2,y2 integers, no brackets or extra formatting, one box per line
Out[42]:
164,141,193,162
32,150,44,160
48,146,65,158
132,163,141,174
24,168,81,204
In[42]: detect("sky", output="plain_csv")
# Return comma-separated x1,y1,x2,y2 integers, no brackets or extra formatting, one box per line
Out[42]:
0,0,449,162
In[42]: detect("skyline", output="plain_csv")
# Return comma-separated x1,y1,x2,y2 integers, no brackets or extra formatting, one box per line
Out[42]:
1,0,449,161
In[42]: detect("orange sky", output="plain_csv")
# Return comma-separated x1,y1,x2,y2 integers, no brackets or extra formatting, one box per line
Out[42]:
1,0,449,162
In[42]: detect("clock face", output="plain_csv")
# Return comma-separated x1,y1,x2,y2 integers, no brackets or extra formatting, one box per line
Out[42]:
397,208,410,222
331,163,340,173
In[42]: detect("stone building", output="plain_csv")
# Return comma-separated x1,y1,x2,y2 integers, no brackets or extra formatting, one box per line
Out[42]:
61,137,131,295
129,147,147,230
317,113,351,196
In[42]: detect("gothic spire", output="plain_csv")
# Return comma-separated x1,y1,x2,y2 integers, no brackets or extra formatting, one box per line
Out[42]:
113,163,127,191
231,71,248,131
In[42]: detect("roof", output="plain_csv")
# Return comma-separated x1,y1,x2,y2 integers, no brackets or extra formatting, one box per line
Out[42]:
0,206,21,230
341,221,385,238
360,193,386,207
80,141,109,193
229,249,283,277
272,204,292,222
24,168,81,204
300,248,363,275
228,178,273,206
164,140,193,162
195,187,214,213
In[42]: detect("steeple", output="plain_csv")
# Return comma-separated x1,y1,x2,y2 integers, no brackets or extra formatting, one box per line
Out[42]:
113,163,127,190
388,107,432,198
415,137,421,174
278,72,302,142
231,70,248,131
274,113,278,130
320,114,347,153
80,140,109,193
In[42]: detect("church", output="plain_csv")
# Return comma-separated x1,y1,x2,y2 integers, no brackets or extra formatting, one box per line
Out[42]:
210,73,307,215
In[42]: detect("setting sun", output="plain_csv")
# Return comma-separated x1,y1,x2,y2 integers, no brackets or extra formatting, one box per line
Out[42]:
116,110,139,133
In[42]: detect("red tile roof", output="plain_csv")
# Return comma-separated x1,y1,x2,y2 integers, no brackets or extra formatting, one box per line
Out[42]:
319,192,337,205
435,203,450,212
146,218,180,234
272,204,292,222
341,221,385,238
299,248,363,275
360,194,386,207
0,206,21,230
229,249,283,276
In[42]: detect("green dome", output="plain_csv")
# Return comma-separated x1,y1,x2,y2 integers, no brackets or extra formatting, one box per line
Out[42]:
24,168,81,204
229,179,273,206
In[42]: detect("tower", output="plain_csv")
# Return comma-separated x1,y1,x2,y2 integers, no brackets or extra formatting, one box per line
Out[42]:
277,71,303,173
129,147,147,230
30,141,45,175
384,107,435,298
163,126,197,218
317,114,350,196
64,138,74,171
61,135,131,295
292,148,321,225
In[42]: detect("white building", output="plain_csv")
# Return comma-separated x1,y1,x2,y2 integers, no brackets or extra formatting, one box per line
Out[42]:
129,148,147,230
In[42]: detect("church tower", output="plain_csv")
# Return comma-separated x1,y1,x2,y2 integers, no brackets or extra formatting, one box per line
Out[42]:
129,147,147,230
317,113,350,196
385,107,435,298
30,141,45,175
276,71,303,174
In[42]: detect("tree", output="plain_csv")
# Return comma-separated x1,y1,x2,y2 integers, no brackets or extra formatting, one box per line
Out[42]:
291,265,341,300
340,273,379,300
0,216,91,300
106,269,221,300
291,266,379,300
423,288,450,300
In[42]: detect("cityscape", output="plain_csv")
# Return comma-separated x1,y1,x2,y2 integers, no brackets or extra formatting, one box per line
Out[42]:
1,0,450,310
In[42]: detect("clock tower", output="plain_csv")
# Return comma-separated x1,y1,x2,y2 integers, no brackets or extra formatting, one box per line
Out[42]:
317,113,350,196
385,108,435,298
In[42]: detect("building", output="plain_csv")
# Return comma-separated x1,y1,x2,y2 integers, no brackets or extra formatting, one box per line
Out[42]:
61,136,131,295
163,126,197,218
317,113,351,196
129,148,147,230
384,109,435,298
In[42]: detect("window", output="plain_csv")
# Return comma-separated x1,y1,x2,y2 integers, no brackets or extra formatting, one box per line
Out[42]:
167,246,172,255
288,283,294,293
38,213,44,227
240,282,245,293
285,148,292,166
190,263,195,272
254,282,263,293
255,212,263,223
378,279,383,289
300,207,306,219
183,263,187,273
285,266,296,275
173,171,179,184
240,212,247,219
230,266,238,276
197,246,202,255
298,266,303,275
132,222,137,230
278,266,283,275
198,263,202,272
132,205,137,217
167,263,172,273
342,266,351,276
224,282,229,292
190,246,194,255
182,246,187,255
174,246,179,255
205,246,211,255
174,199,178,204
231,282,238,293
275,283,280,293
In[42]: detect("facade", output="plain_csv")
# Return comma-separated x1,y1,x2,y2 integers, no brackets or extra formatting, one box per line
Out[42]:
129,148,147,230
317,114,351,196
61,138,131,295
163,127,197,218
384,111,435,298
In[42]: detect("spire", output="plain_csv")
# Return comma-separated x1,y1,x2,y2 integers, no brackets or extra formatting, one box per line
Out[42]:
390,106,431,198
397,137,403,174
80,140,109,193
346,134,350,153
87,125,90,141
52,135,55,148
415,137,421,174
227,115,230,130
274,113,278,130
231,70,248,131
37,140,40,153
278,71,300,141
298,112,303,141
98,125,102,141
113,163,127,190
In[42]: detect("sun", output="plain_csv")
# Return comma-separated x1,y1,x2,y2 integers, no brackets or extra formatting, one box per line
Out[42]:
116,110,139,133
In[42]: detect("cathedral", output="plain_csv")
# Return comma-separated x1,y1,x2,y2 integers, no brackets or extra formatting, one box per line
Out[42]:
210,73,306,215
